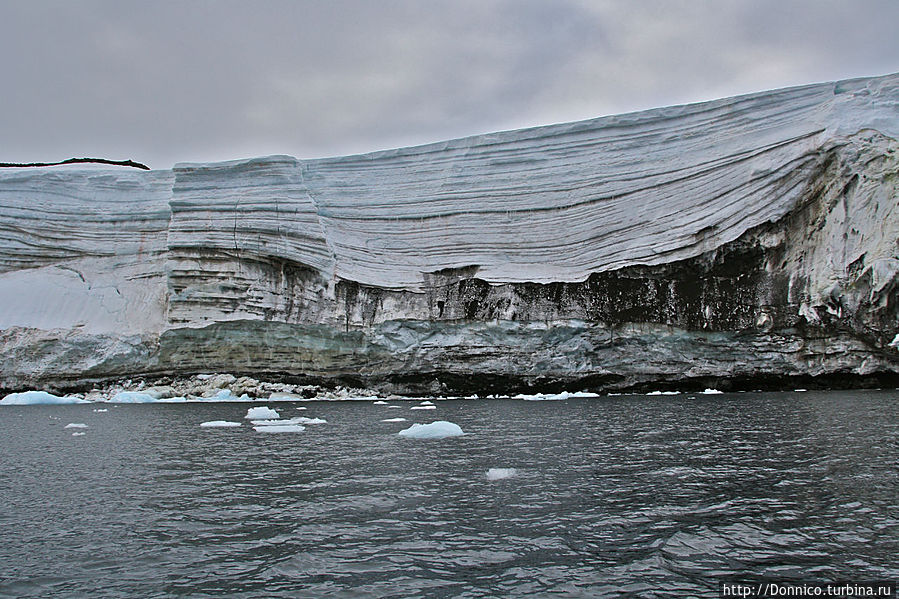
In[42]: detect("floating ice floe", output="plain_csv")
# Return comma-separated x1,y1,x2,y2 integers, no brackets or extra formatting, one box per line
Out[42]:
71,432,86,437
513,391,600,401
245,406,279,420
794,389,808,392
387,405,402,409
251,416,326,426
64,423,88,429
381,417,407,423
419,400,434,406
200,421,242,428
0,391,87,405
410,405,436,410
253,424,305,433
93,408,108,413
701,389,724,395
486,468,517,481
398,421,464,439
646,390,681,396
373,400,388,405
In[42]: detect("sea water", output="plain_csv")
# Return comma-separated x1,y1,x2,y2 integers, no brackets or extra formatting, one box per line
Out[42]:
0,390,896,597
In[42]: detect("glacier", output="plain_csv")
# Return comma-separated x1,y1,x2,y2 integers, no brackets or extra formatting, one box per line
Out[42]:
1,73,898,395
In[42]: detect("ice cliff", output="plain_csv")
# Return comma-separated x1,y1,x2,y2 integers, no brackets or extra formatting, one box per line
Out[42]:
2,73,898,394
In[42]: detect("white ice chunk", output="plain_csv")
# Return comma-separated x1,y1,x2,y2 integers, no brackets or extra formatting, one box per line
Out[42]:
252,416,327,426
245,406,280,420
398,421,464,439
253,424,305,433
109,391,157,403
1,391,87,405
373,400,388,405
701,388,724,394
381,417,407,422
486,468,517,481
419,400,435,406
387,405,402,409
64,423,88,429
200,420,242,428
646,390,681,396
410,405,436,410
71,432,86,436
513,390,600,401
93,408,108,412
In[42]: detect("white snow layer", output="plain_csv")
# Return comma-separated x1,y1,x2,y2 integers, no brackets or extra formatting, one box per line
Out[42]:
200,420,242,428
398,421,465,439
0,391,87,405
245,406,279,420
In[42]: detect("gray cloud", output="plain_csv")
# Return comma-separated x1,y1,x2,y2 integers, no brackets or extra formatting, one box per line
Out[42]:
1,0,897,168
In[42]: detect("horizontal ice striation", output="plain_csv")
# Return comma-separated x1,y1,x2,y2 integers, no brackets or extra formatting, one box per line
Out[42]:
0,167,173,333
0,73,897,391
303,73,898,289
166,156,333,325
0,167,173,273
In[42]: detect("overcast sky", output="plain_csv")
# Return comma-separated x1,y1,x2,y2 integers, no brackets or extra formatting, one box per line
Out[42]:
2,0,897,169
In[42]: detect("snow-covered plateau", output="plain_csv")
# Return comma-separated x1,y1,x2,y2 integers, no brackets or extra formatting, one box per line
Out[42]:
1,73,898,394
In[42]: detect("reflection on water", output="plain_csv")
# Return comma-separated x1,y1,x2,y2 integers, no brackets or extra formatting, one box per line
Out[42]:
0,390,896,597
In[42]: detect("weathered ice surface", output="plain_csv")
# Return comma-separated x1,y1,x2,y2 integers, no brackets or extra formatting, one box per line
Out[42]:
1,73,898,394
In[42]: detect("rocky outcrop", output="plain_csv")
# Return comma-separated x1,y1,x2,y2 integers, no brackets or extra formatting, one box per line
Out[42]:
1,74,898,394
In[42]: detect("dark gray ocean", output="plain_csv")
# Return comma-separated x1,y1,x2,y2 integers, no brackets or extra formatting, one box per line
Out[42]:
1,390,896,598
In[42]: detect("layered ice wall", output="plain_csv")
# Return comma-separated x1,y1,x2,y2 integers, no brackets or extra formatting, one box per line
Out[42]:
1,74,898,393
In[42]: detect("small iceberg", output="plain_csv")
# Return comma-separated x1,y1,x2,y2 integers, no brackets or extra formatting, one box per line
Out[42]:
513,390,600,401
398,421,464,439
646,390,681,396
486,468,517,481
93,408,108,413
64,423,88,429
1,391,87,405
246,406,280,420
253,424,305,433
419,400,435,406
252,416,326,426
200,421,242,428
109,391,157,403
71,432,86,437
381,417,407,423
373,400,388,405
701,388,724,395
410,405,436,410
